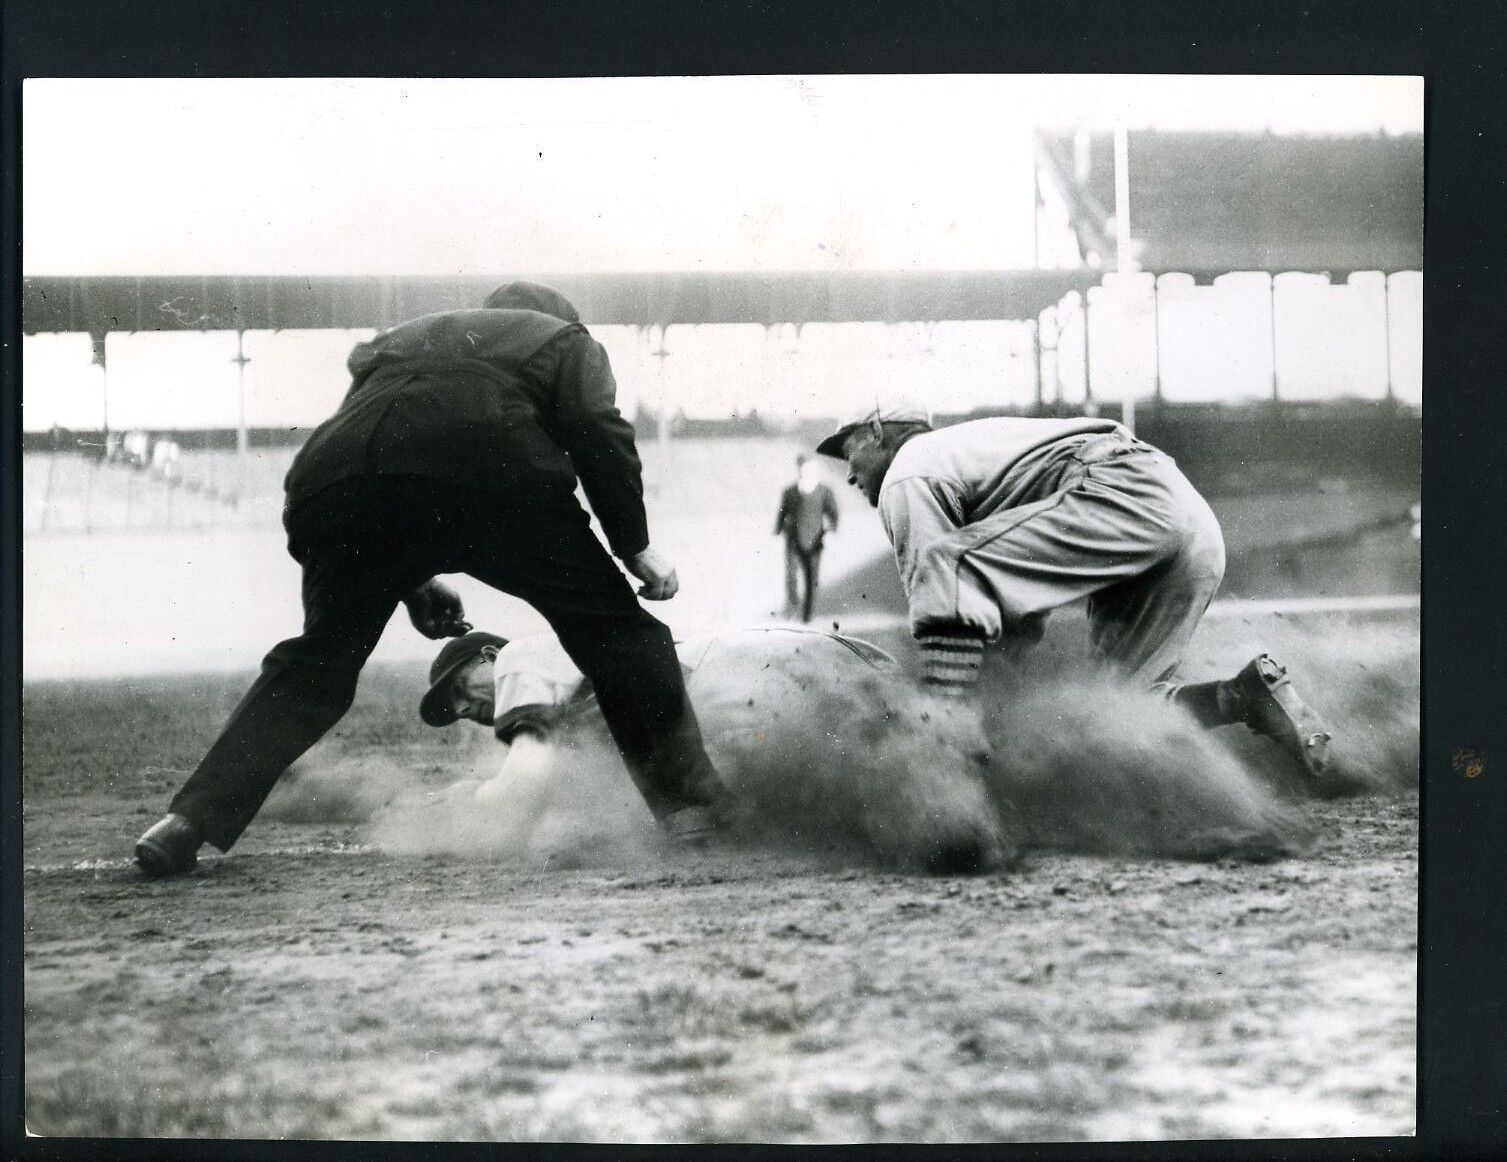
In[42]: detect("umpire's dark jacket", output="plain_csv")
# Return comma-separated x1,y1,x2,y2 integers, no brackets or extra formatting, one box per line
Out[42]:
285,281,649,559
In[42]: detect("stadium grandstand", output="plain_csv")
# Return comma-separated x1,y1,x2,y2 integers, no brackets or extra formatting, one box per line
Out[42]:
1035,129,1423,275
22,128,1421,596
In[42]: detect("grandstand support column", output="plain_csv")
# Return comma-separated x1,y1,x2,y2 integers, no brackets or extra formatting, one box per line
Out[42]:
1113,124,1135,436
1031,319,1043,414
648,324,671,495
1081,292,1095,417
40,443,57,532
232,329,250,508
1269,276,1281,402
1152,276,1164,404
1032,158,1041,269
88,330,109,531
90,331,110,442
1038,305,1059,413
1383,276,1395,402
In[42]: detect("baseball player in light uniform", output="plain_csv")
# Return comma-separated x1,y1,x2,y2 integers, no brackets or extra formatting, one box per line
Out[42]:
418,627,900,805
816,403,1333,779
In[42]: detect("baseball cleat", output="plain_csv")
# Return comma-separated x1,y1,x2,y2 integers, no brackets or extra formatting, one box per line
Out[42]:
1224,654,1333,781
134,813,203,877
660,804,719,849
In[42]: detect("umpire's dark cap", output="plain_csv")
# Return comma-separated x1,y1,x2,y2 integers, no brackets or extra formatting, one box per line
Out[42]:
482,281,581,323
420,631,510,727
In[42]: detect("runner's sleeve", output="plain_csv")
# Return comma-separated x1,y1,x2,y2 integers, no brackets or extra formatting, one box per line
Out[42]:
877,476,967,598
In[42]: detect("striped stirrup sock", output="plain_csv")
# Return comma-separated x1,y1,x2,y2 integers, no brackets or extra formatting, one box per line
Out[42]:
917,630,986,694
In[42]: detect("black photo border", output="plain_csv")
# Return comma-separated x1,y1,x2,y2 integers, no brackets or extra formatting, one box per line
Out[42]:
3,2,1504,1159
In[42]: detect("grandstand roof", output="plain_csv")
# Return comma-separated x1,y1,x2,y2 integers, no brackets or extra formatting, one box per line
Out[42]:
1037,131,1423,274
21,270,1101,336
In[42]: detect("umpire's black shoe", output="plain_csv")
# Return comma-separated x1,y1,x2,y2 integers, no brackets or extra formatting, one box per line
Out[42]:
1224,654,1333,781
134,813,203,877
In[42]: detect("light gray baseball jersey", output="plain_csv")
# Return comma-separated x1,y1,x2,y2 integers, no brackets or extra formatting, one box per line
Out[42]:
877,417,1225,685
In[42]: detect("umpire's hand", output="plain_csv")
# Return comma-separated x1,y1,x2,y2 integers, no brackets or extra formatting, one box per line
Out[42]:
624,546,680,601
403,579,472,639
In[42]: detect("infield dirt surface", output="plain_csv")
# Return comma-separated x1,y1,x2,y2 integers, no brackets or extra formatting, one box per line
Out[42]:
22,609,1418,1143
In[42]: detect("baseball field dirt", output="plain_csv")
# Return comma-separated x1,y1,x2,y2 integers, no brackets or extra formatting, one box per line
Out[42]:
21,612,1418,1143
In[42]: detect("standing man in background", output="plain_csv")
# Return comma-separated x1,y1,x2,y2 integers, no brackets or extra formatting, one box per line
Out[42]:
773,453,839,623
134,281,726,876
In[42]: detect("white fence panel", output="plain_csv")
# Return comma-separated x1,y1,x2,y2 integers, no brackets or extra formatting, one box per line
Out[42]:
1087,271,1157,402
22,333,106,431
1053,290,1088,406
1273,272,1390,401
1155,272,1275,403
105,330,243,429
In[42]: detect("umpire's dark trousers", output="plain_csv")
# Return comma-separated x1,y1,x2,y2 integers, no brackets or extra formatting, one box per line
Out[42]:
170,473,724,851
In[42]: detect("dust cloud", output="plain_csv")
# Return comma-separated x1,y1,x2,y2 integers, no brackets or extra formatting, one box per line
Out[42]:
262,753,411,826
971,656,1315,862
257,614,1423,874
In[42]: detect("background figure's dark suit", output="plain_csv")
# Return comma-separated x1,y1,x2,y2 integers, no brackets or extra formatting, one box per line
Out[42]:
168,283,723,850
774,480,839,623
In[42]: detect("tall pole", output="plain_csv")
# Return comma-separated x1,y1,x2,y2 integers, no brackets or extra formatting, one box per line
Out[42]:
1382,274,1395,403
1032,160,1041,269
1152,276,1163,403
85,332,107,531
1269,276,1281,402
91,332,110,443
1052,316,1063,408
1082,293,1094,416
1040,306,1059,412
1114,124,1136,435
232,330,251,507
1032,318,1043,414
650,324,671,494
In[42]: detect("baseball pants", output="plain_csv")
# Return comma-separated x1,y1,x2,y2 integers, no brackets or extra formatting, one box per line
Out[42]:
909,440,1226,687
169,474,723,851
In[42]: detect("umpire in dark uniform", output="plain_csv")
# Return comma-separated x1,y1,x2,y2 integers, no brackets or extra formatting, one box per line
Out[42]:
135,282,726,875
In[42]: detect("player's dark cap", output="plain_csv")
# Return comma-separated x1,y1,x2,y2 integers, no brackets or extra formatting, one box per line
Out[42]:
815,402,932,458
482,281,581,323
420,631,510,728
